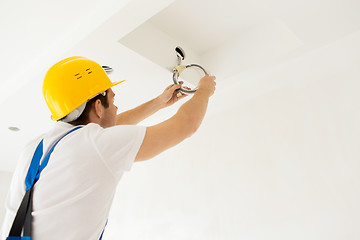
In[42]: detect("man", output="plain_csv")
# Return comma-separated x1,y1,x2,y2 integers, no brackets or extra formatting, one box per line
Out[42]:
1,56,216,239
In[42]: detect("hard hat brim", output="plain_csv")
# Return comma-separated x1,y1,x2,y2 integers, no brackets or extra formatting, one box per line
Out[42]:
50,79,125,121
111,80,126,87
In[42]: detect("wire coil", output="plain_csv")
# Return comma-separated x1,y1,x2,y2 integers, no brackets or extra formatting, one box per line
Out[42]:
172,64,208,94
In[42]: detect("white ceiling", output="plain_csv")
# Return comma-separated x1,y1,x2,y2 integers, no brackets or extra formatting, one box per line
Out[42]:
1,0,360,172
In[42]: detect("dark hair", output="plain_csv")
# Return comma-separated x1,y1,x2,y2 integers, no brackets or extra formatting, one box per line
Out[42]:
60,90,109,126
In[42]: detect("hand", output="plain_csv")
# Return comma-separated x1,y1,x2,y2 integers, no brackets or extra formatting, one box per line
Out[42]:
157,81,189,108
197,74,216,97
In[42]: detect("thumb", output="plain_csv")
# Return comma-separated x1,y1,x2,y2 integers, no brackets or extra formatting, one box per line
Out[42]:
171,83,181,91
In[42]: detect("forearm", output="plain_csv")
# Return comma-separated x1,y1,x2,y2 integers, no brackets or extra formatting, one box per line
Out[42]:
135,90,211,161
175,89,210,133
116,97,164,125
134,76,215,161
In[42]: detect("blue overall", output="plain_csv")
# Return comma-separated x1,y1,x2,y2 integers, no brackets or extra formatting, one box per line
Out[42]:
7,126,107,240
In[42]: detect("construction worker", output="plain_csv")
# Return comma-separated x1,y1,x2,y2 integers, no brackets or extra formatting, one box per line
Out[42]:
1,56,216,240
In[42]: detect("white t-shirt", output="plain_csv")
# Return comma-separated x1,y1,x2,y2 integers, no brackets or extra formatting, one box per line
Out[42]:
1,122,146,240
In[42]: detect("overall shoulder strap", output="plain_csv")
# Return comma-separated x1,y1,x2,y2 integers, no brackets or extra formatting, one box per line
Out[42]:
25,126,83,190
7,126,83,239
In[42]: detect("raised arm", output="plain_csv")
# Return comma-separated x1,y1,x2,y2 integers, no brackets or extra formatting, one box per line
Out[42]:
116,84,187,125
135,75,216,161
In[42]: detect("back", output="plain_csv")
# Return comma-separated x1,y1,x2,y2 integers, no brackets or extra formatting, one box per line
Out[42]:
1,122,145,240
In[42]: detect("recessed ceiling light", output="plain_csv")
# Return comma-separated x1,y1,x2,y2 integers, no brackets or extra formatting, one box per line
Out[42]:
8,126,20,132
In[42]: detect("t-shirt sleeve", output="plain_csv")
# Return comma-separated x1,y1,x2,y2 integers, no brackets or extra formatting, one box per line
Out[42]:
90,124,146,176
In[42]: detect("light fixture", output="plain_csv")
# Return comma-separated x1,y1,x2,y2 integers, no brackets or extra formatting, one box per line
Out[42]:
8,126,20,132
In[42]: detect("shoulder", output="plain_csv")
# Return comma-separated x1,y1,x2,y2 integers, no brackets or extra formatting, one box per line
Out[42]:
88,124,147,173
84,123,146,139
19,134,45,166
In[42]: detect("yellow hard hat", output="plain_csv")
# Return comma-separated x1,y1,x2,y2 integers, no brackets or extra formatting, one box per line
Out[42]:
43,56,124,121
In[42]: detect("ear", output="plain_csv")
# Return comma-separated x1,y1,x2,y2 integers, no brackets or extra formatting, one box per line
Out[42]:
94,99,103,118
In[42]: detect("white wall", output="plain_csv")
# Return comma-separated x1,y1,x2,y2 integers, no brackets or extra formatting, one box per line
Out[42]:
100,31,360,239
0,171,13,231
1,0,359,239
1,17,359,240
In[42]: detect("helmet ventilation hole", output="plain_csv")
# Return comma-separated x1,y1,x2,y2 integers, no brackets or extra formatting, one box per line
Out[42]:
85,68,93,74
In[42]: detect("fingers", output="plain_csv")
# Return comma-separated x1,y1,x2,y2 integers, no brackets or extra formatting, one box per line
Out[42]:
165,82,191,100
176,89,189,98
176,92,188,99
175,84,190,98
166,84,177,90
168,83,181,91
197,74,216,96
